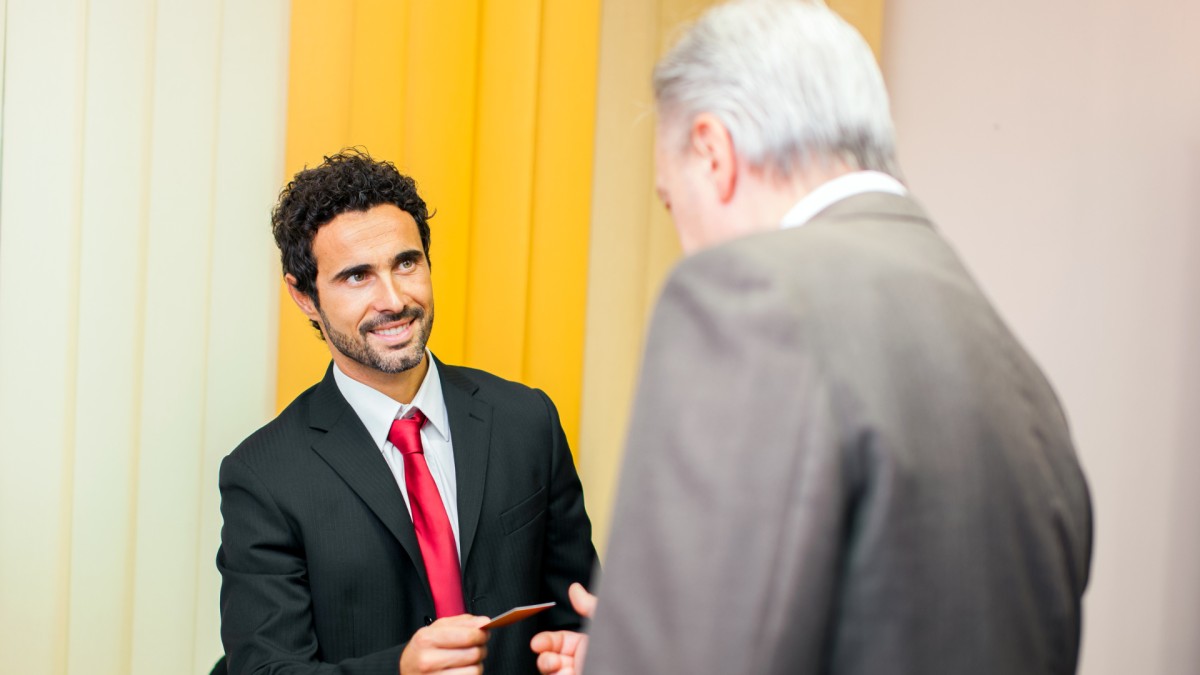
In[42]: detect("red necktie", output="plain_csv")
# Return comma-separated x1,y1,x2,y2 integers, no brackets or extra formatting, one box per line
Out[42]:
388,410,465,618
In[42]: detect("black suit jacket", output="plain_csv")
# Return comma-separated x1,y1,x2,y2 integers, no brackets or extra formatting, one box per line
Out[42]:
217,357,597,674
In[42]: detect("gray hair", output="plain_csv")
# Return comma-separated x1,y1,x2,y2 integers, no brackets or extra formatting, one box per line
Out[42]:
653,0,900,178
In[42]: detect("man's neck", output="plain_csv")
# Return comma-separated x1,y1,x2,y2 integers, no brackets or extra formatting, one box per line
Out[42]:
732,162,854,235
332,354,429,404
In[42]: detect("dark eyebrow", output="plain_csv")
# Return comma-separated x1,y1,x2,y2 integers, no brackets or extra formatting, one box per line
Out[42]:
332,264,372,283
394,249,424,266
332,250,424,282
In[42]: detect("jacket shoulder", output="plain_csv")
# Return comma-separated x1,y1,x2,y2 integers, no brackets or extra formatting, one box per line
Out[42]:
439,361,543,399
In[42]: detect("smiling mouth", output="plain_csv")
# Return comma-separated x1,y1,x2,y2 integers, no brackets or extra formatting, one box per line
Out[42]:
361,309,423,344
366,320,414,346
372,324,410,337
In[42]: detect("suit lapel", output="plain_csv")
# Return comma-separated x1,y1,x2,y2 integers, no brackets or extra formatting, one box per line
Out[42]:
306,365,430,592
436,357,493,570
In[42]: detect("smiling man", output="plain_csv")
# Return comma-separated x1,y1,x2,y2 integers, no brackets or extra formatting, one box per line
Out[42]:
217,149,597,675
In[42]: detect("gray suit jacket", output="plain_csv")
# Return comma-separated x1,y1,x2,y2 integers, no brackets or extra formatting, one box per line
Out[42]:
585,193,1092,675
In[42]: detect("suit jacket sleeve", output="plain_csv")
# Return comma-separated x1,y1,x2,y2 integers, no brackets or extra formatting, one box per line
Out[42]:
218,451,407,675
583,246,848,675
534,388,599,631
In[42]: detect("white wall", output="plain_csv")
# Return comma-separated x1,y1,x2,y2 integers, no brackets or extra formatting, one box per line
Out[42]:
0,1,289,673
883,2,1200,673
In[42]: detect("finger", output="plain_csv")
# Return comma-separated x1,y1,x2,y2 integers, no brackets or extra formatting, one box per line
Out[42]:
536,650,568,674
574,633,589,670
436,614,492,629
412,645,488,672
531,630,565,654
439,666,484,675
428,627,490,649
423,620,491,649
568,583,598,618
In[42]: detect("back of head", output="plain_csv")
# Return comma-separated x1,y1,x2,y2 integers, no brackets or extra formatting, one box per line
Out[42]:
653,0,899,178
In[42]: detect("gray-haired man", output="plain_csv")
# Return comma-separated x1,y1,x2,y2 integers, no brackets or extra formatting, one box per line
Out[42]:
532,1,1092,673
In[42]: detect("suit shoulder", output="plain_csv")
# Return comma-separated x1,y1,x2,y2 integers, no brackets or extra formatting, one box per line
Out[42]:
666,224,838,292
437,362,562,427
440,362,542,398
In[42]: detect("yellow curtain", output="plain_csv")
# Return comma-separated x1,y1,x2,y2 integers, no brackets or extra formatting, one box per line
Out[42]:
277,0,603,453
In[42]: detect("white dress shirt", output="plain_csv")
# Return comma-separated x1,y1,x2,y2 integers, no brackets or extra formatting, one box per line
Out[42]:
332,354,461,559
780,170,907,230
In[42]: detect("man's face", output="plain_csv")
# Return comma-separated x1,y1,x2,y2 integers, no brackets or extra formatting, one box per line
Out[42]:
299,204,434,380
654,119,720,254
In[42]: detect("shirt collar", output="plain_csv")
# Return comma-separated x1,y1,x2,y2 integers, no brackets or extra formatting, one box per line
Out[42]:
332,352,451,451
780,170,907,230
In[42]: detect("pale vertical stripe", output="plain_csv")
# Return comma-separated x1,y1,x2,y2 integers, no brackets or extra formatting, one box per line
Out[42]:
129,1,223,672
641,0,684,310
192,1,290,672
580,0,667,555
64,2,155,675
0,3,87,675
0,0,6,164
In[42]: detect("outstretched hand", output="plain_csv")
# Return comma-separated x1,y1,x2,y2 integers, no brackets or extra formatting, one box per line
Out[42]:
530,583,597,675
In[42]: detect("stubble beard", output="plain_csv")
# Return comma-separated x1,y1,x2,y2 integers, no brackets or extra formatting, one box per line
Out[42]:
319,305,433,375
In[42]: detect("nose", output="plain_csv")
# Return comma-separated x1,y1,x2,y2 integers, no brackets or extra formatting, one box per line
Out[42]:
373,274,408,313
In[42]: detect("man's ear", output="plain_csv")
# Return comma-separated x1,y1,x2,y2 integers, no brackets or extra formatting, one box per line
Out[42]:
285,274,321,324
690,113,738,203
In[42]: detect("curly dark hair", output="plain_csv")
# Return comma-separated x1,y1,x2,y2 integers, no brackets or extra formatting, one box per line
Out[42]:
272,148,433,334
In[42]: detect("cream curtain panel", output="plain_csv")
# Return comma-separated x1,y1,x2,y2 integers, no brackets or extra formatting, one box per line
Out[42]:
0,1,288,672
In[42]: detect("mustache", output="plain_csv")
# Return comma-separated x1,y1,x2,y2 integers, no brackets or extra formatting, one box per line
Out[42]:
359,307,424,334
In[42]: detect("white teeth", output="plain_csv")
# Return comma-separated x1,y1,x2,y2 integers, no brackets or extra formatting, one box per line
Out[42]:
375,325,406,336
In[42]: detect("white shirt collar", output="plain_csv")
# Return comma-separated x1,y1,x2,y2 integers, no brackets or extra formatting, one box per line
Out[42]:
332,351,451,450
780,170,907,230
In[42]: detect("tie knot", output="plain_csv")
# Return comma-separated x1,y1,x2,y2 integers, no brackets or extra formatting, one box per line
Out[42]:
387,409,427,455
